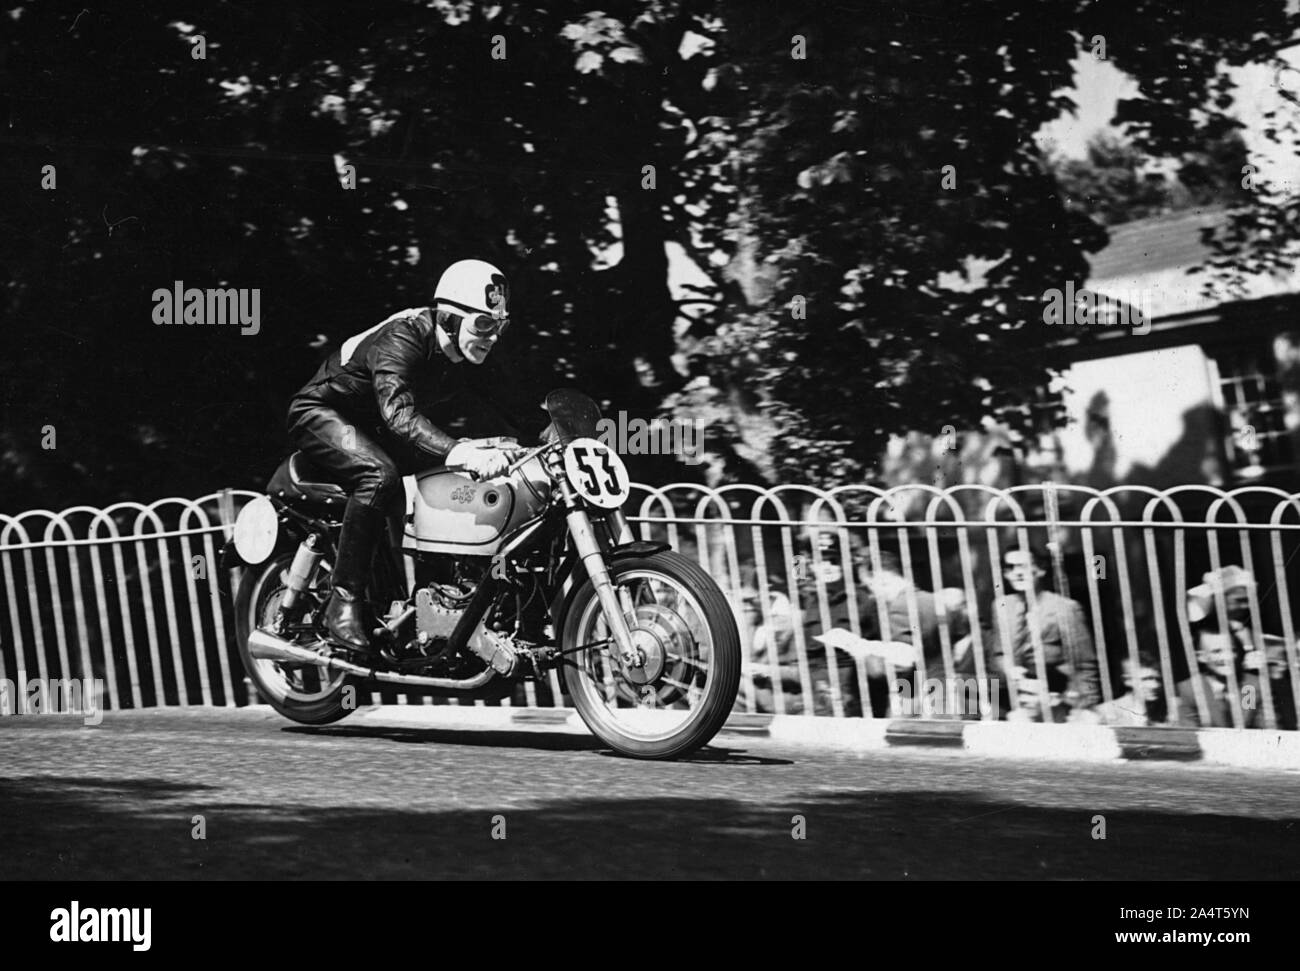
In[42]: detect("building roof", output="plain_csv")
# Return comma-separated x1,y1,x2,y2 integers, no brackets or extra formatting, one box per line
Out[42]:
1086,206,1228,280
1086,204,1300,320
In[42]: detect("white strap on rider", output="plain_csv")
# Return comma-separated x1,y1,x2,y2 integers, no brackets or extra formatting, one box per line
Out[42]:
340,309,429,365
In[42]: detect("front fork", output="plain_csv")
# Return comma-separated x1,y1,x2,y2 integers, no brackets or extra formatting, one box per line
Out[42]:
555,476,641,670
606,507,635,546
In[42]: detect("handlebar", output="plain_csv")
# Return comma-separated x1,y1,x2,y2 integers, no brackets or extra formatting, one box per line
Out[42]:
505,443,550,476
444,441,550,480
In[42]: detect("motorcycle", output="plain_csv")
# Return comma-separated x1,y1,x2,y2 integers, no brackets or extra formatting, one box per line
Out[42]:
223,389,740,759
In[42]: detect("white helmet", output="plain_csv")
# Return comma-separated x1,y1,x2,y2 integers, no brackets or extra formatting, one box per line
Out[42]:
434,259,509,319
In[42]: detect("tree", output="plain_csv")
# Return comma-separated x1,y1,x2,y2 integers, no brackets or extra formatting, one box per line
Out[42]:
0,0,718,507
2,0,1297,509
673,0,1298,487
1050,130,1254,226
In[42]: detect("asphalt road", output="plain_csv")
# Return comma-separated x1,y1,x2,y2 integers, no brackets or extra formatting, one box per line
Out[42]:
1,708,1298,879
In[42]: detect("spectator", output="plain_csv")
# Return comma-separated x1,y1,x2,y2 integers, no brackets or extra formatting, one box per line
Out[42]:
982,548,1102,721
1094,659,1167,726
1185,565,1254,628
855,550,972,717
739,580,811,714
1176,627,1261,728
1177,566,1265,728
768,526,877,717
738,562,854,716
1261,634,1298,731
1005,671,1067,722
1182,564,1297,728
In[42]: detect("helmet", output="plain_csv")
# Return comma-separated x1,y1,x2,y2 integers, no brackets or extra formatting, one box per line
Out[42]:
434,259,509,321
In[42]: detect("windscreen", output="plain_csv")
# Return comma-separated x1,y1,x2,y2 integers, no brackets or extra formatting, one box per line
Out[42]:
544,389,602,446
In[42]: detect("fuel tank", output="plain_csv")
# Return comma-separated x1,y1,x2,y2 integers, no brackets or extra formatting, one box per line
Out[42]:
401,454,550,556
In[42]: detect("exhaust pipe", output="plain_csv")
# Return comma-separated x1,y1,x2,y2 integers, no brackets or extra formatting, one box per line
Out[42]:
247,628,497,690
248,628,322,664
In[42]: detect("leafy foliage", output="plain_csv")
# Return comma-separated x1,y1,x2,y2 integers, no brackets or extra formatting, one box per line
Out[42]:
1050,130,1253,226
1,0,1297,508
1,0,706,507
676,0,1298,485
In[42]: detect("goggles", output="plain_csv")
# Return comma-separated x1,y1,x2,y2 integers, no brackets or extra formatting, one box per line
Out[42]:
463,311,510,338
440,303,510,339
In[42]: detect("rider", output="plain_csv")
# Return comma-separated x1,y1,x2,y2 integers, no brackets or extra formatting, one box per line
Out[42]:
286,259,518,656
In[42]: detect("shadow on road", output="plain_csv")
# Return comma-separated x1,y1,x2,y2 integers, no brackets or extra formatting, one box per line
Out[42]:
2,774,1297,880
282,726,795,765
284,725,604,751
597,746,794,766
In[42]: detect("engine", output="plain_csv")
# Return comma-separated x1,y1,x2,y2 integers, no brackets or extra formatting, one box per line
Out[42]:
414,581,472,643
402,551,551,678
407,572,522,677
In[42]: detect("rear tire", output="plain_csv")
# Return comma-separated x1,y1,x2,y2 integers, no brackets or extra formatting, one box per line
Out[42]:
235,551,355,725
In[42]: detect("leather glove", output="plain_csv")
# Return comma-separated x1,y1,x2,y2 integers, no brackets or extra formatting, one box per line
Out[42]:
446,441,519,480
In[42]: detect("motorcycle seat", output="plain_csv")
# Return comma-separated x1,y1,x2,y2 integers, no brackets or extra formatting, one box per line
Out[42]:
267,452,348,507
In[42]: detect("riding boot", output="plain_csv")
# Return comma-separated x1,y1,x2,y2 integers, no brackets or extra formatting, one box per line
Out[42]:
322,500,386,654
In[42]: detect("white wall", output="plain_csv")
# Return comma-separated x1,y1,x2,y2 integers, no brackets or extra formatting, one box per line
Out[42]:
1058,344,1220,486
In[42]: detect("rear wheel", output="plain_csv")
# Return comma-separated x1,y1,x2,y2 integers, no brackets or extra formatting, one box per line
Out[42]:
561,552,741,759
235,551,354,725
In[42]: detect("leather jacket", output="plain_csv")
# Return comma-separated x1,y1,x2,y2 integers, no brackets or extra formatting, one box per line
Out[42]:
289,308,465,462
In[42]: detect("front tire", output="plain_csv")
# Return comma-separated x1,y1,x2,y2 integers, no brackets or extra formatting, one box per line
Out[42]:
234,551,354,725
561,551,741,759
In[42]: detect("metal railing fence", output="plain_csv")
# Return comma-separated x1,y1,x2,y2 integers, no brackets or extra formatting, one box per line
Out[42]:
627,482,1300,730
2,483,1299,729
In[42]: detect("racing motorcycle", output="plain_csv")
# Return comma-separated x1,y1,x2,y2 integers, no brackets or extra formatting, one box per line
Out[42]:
223,389,740,759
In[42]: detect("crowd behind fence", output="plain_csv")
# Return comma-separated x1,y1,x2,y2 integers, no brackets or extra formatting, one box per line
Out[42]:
3,483,1300,730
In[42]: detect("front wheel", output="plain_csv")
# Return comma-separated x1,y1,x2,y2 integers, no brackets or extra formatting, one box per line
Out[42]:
561,551,741,759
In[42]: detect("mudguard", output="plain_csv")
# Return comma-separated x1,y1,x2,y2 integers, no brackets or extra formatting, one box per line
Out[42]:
548,540,671,630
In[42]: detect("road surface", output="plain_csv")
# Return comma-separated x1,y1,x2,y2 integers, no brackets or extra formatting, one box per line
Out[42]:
1,708,1297,879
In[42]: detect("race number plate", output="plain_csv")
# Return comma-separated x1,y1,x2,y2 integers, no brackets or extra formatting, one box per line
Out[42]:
563,438,631,509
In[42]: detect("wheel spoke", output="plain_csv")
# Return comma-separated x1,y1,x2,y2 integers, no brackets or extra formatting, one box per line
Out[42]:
569,568,727,739
665,651,710,672
250,566,345,704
